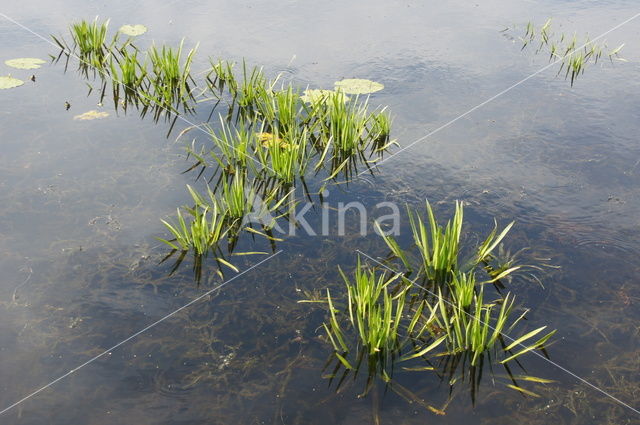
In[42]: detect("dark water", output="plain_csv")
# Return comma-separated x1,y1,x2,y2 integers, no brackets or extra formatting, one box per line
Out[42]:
1,0,639,423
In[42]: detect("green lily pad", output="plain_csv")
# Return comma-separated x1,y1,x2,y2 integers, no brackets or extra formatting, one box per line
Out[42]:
334,78,384,95
5,57,46,69
300,89,349,104
0,76,24,89
119,24,147,37
73,110,110,120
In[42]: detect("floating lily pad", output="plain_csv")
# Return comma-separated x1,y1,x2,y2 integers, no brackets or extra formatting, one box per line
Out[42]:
73,110,110,120
0,76,24,89
334,78,384,94
119,24,147,36
300,89,349,104
5,57,46,69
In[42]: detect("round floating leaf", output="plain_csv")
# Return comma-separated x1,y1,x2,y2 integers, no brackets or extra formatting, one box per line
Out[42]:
119,24,147,36
73,110,110,121
0,76,24,89
300,89,349,104
5,57,46,69
334,78,384,94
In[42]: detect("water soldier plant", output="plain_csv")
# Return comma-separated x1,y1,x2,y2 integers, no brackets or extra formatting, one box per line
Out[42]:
157,185,239,282
313,202,556,413
147,41,197,111
321,258,446,398
507,18,625,86
68,18,113,68
157,179,289,282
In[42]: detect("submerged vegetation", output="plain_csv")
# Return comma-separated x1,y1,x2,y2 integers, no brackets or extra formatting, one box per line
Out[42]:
505,18,625,85
311,202,556,413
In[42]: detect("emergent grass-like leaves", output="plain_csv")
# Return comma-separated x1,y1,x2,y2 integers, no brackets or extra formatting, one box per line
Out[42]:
315,203,556,410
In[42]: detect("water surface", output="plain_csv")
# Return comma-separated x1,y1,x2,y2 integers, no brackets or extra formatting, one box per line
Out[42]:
1,0,639,424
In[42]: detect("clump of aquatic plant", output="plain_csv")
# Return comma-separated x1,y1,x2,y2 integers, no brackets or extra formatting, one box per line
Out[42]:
108,48,148,107
255,83,301,132
254,125,311,183
236,62,269,110
157,181,288,279
328,260,445,358
321,257,446,395
368,107,394,149
195,58,395,183
206,58,237,93
184,173,293,238
200,119,256,175
423,271,556,402
157,200,237,283
217,172,259,222
68,17,114,67
147,40,197,109
508,18,625,86
159,202,228,256
322,91,369,154
158,185,238,255
293,90,391,180
377,201,516,286
311,202,556,412
381,201,555,369
408,201,464,281
116,49,147,88
428,282,555,366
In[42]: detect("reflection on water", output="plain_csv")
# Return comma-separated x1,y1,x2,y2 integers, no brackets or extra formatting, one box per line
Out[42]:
1,0,640,423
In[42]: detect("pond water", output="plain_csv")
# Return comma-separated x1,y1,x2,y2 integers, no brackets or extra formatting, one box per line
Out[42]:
1,0,639,424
